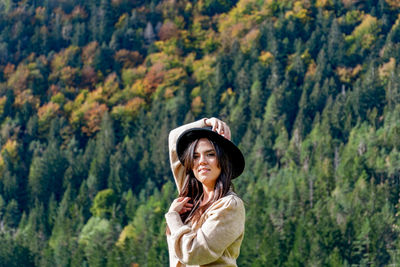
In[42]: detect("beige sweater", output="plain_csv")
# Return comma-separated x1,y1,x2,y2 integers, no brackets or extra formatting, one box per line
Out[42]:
165,119,245,267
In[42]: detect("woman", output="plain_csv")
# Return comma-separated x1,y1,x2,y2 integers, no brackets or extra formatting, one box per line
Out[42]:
165,117,245,267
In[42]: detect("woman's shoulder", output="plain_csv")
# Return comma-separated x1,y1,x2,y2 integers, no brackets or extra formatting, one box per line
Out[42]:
209,192,245,214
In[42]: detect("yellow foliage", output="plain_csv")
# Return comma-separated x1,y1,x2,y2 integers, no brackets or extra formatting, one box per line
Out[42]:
183,53,196,70
191,96,204,115
2,139,19,161
316,0,333,8
153,67,186,100
285,1,310,23
121,67,146,88
352,14,379,40
38,102,60,127
220,88,235,103
336,65,362,83
146,52,180,69
130,80,146,97
339,10,364,26
192,55,216,83
111,97,145,122
200,31,220,53
259,51,274,66
385,0,400,8
345,14,380,52
60,66,79,86
102,73,120,98
235,0,258,16
51,46,80,71
66,90,88,122
154,40,179,56
379,57,396,81
0,155,4,176
116,224,136,248
190,87,201,98
0,96,6,117
51,92,66,106
70,90,88,110
115,13,128,29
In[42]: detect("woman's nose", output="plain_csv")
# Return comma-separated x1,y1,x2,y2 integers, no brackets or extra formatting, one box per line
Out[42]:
199,154,207,164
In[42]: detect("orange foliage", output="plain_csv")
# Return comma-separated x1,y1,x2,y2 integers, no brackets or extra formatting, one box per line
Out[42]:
336,65,362,83
158,21,179,41
82,42,99,66
241,28,259,52
49,84,61,95
82,102,108,136
379,57,396,81
3,63,15,79
35,7,46,21
386,0,400,8
143,62,165,95
341,0,360,8
305,60,317,78
81,65,98,87
14,90,40,109
7,64,29,91
114,50,143,68
38,102,60,121
71,5,88,20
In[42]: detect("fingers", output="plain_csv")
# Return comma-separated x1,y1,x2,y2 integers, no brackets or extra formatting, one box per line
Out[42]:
179,200,194,214
207,117,231,140
170,197,193,214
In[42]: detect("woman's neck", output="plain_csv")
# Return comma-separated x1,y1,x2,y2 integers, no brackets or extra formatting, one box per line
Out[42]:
202,186,214,204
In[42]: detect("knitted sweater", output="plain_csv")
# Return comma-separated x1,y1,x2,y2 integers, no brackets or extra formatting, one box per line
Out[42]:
165,119,245,267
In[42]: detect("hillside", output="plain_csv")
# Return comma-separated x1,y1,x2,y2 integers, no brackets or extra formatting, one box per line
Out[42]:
1,0,400,266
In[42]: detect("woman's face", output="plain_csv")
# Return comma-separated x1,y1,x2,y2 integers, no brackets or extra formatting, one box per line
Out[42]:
192,138,221,189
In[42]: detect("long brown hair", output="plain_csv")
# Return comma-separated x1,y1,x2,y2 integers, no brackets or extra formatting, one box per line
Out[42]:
179,138,234,225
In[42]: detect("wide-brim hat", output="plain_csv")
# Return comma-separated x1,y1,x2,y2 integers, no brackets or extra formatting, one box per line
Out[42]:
176,127,245,179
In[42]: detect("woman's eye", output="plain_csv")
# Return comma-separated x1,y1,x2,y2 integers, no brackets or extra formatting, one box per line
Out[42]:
208,153,215,157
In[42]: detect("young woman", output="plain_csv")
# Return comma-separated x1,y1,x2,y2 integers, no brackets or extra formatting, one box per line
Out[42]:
165,117,245,267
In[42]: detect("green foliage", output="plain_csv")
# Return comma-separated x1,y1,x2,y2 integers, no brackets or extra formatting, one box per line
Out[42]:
0,0,399,266
90,189,117,218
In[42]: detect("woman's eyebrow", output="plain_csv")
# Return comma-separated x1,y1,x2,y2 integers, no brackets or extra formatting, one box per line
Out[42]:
194,149,215,154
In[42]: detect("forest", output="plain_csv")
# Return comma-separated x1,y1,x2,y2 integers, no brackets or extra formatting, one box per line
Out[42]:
1,0,400,266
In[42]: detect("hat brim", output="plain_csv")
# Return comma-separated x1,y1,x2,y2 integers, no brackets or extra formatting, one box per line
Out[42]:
176,127,245,179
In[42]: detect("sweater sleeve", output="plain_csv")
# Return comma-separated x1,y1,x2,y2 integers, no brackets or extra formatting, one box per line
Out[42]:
168,118,207,194
165,195,245,265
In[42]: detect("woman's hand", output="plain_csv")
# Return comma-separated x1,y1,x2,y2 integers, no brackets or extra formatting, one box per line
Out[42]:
205,117,231,140
169,197,193,214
